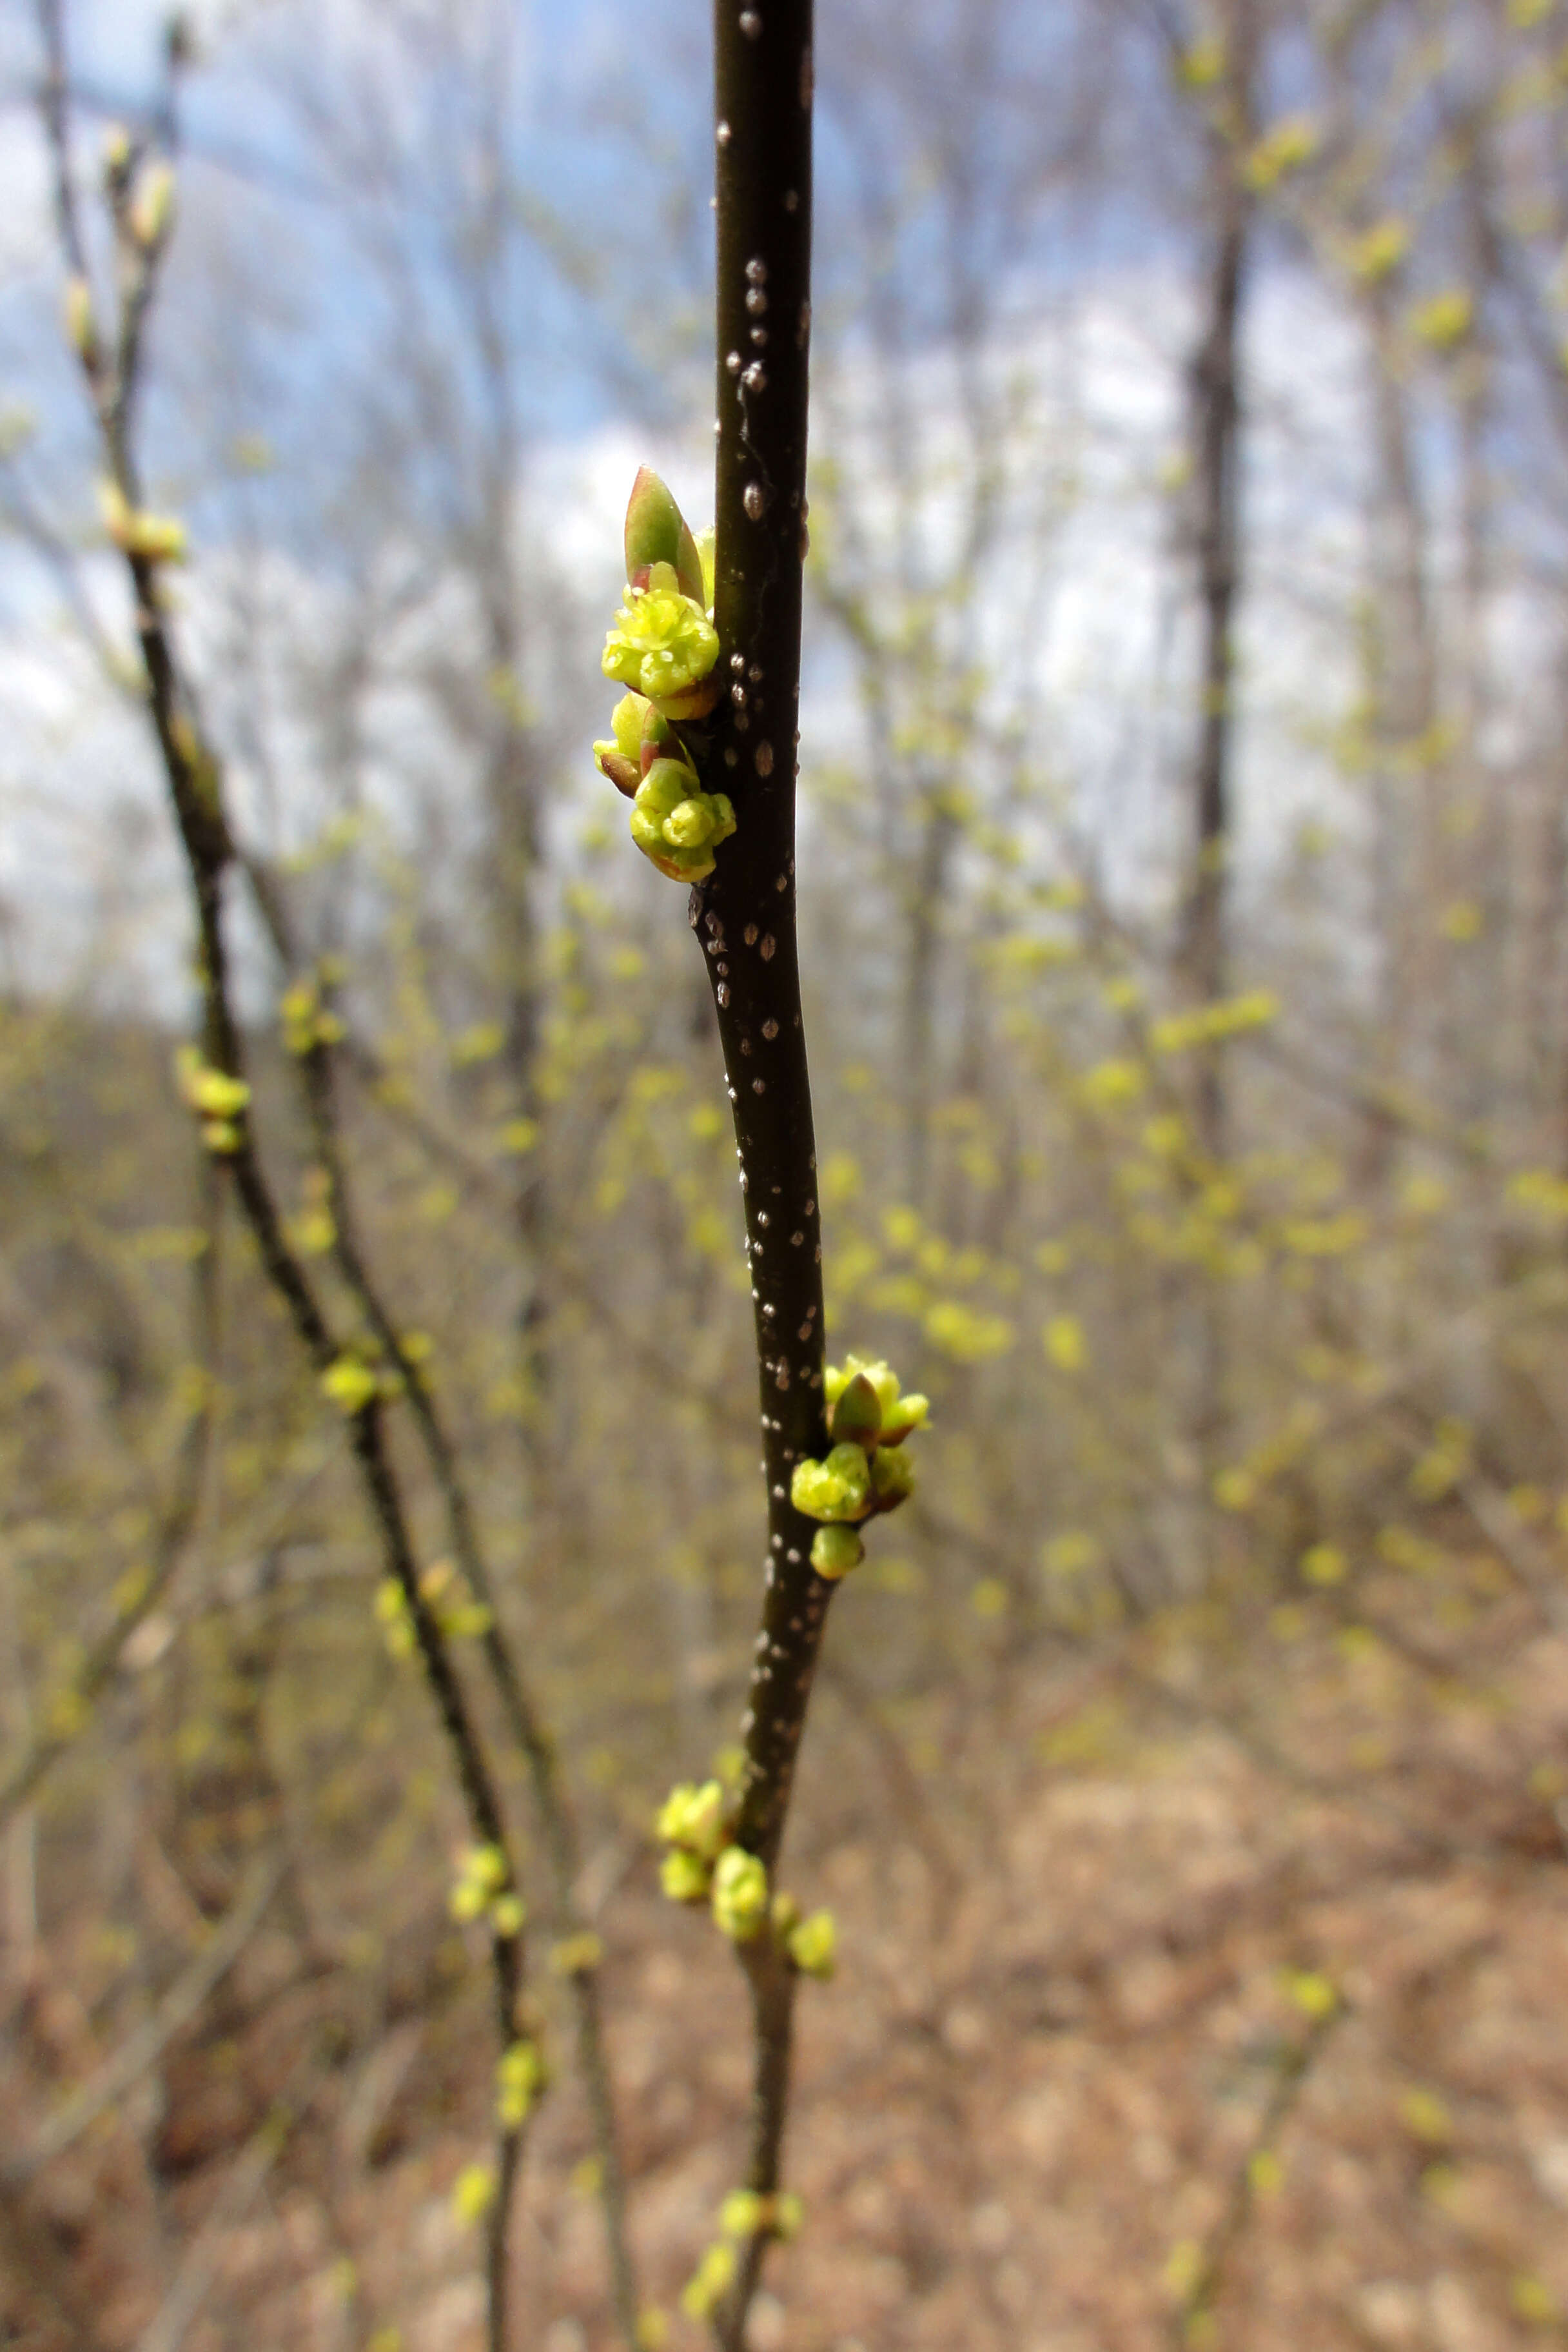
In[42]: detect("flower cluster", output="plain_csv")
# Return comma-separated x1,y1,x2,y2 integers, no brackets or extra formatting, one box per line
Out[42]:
680,2190,805,2320
655,1783,839,1976
174,1046,250,1155
448,1842,525,1939
654,1779,770,1940
375,1560,491,1658
495,2038,544,2129
595,470,734,883
789,1357,929,1578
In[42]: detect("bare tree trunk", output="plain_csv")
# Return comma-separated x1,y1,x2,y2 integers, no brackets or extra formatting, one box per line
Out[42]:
1184,0,1255,1162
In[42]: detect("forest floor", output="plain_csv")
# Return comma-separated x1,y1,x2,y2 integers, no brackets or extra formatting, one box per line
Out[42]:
8,1556,1568,2352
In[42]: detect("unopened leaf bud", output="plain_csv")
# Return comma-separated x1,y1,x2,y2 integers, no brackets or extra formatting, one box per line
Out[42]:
828,1369,883,1447
623,466,706,604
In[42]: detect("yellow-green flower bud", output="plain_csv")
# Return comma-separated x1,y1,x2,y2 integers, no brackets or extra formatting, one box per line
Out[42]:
496,2039,542,2129
629,761,736,883
720,2189,764,2239
64,275,95,360
790,1442,873,1524
810,1524,864,1579
656,1778,727,1859
710,1845,769,1942
491,1892,525,1939
827,1369,883,1447
774,2192,805,2242
623,466,706,604
787,1909,838,1979
679,2242,737,2322
695,526,716,611
770,1889,799,1938
129,161,176,249
100,478,187,564
602,564,720,709
321,1356,379,1415
449,1877,487,1924
660,1848,710,1903
869,1444,916,1514
879,1392,929,1446
593,691,648,798
467,1843,508,1892
451,2163,496,2226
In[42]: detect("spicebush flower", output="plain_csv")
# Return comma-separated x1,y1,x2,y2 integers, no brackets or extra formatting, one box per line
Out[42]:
794,1355,928,1578
602,562,720,710
596,471,736,881
656,1778,727,1862
629,754,735,884
710,1845,769,1941
790,1442,873,1524
787,1909,838,1979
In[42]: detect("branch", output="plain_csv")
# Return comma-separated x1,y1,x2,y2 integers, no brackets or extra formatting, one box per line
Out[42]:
696,1,819,2342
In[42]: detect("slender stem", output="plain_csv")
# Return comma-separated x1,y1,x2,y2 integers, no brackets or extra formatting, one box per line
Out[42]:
703,0,821,1880
694,4,818,2344
298,1036,641,2346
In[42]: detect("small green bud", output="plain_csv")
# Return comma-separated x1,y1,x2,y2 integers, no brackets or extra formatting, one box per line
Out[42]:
770,1889,799,1937
656,1778,727,1859
594,691,648,796
629,761,736,883
100,477,187,564
321,1355,379,1415
679,2241,737,2322
879,1392,929,1445
491,1892,525,1939
496,2039,542,2128
661,1848,710,1903
129,160,176,248
810,1524,864,1578
64,276,95,360
720,2189,765,2239
869,1443,916,1514
828,1369,883,1447
710,1845,769,1941
468,1844,508,1892
774,2192,805,2242
787,1909,838,1979
449,1877,487,1923
790,1442,873,1524
451,2163,496,2226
